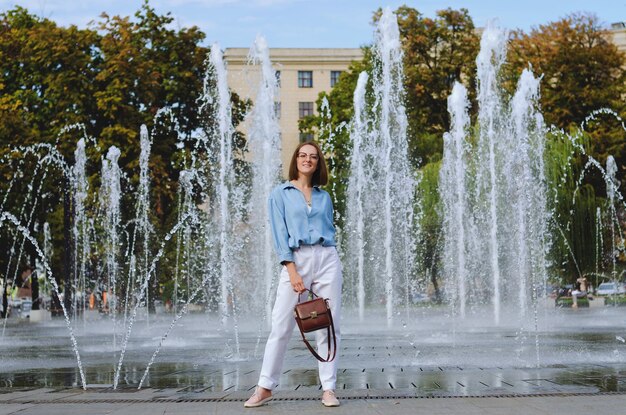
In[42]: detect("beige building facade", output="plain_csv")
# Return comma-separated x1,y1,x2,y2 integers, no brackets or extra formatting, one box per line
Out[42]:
610,22,626,55
224,48,363,176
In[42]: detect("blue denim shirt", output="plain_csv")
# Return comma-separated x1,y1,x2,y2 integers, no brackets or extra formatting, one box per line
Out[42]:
268,181,337,263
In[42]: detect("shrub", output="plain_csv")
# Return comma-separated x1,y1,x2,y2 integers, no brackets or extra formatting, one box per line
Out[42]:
604,296,626,307
555,297,589,308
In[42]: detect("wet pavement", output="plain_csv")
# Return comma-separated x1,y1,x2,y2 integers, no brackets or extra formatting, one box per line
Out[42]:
3,359,626,395
1,307,626,413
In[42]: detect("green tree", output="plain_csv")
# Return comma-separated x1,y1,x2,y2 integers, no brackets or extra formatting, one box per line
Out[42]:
507,13,626,187
94,1,208,221
507,14,626,279
508,13,625,130
0,3,249,307
376,6,480,166
0,7,101,283
0,7,99,151
544,130,610,280
416,160,442,299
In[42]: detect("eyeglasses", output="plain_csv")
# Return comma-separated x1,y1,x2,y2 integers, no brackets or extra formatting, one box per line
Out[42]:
297,152,319,161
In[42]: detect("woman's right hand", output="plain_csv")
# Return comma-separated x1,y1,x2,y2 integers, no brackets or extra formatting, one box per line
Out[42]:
284,262,306,293
289,272,306,294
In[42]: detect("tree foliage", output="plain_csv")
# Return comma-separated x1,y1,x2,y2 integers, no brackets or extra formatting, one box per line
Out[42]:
385,6,480,166
0,7,102,281
508,14,625,130
0,2,247,296
94,2,209,220
0,6,99,152
302,5,480,227
507,14,626,188
505,13,626,279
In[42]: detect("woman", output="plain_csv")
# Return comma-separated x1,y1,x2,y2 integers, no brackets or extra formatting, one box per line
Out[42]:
245,141,343,408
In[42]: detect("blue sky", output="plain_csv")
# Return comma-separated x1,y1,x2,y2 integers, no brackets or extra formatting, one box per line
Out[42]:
2,0,623,48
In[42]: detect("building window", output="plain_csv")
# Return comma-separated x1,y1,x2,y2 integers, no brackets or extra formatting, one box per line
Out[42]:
275,70,281,87
298,70,313,88
331,71,342,87
299,102,314,118
274,102,281,119
299,133,314,143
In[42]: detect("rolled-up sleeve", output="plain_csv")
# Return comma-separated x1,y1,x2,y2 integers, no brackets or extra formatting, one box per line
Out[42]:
268,190,293,263
326,193,334,223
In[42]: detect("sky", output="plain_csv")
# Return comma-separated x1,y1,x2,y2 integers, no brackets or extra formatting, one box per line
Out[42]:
2,0,624,48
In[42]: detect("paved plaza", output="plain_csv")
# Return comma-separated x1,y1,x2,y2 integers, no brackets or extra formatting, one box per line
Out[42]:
1,385,625,414
2,339,626,415
2,308,626,414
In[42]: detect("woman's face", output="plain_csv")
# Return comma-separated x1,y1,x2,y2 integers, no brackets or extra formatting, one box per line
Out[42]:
296,144,319,177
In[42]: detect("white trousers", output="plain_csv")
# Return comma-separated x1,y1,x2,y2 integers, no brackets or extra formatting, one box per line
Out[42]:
258,245,343,391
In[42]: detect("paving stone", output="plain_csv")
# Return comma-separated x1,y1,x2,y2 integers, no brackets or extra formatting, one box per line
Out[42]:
4,402,133,415
0,403,35,415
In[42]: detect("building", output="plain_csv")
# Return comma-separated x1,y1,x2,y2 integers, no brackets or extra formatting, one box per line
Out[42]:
610,22,626,55
224,48,363,175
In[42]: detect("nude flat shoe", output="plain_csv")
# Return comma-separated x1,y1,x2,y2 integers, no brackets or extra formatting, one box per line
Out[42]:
322,390,340,407
244,388,273,408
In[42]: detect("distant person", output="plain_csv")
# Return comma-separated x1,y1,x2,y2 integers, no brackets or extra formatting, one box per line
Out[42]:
16,265,33,299
572,277,588,298
1,277,8,318
101,290,109,313
244,141,343,408
89,290,96,310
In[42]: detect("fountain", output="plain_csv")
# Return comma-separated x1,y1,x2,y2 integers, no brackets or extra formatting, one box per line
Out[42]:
343,7,418,327
100,146,122,350
0,9,625,395
245,35,283,327
440,81,471,319
440,21,549,327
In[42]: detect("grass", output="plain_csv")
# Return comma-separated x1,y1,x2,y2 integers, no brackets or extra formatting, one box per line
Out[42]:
603,295,626,307
555,297,589,308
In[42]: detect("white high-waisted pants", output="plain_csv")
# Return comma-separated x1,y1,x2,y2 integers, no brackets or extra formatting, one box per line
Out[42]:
258,244,343,391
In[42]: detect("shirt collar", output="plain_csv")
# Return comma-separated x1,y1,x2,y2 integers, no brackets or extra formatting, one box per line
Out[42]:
281,181,320,191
